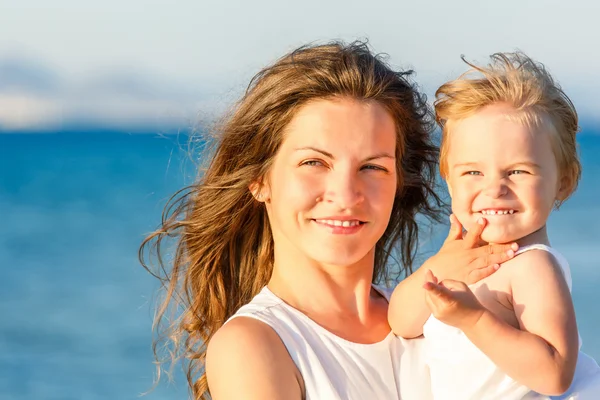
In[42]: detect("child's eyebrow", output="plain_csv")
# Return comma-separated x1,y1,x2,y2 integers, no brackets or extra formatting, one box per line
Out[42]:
507,161,542,169
451,162,479,169
451,161,542,169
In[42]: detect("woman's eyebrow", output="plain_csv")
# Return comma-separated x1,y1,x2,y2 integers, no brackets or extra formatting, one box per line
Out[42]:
294,147,395,161
364,153,396,162
294,146,334,159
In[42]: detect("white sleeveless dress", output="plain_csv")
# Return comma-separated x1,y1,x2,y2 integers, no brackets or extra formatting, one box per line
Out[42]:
423,244,600,400
227,286,433,400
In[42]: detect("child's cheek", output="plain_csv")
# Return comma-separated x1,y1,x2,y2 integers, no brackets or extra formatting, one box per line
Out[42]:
451,192,473,226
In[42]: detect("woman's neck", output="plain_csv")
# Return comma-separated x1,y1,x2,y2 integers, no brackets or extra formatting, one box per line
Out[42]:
267,246,385,328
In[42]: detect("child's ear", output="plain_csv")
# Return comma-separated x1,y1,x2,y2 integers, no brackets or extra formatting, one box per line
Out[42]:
556,173,573,202
249,181,270,203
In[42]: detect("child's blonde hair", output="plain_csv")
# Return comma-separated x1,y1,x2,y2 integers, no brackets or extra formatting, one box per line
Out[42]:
435,52,581,204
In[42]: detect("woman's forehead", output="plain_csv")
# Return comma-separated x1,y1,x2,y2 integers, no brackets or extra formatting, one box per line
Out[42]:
281,98,397,151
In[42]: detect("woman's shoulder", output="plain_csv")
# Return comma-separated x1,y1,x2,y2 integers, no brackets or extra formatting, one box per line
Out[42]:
208,314,284,360
206,315,302,399
210,287,290,367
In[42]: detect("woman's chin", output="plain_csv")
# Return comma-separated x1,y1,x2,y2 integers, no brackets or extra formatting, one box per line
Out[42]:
307,248,371,269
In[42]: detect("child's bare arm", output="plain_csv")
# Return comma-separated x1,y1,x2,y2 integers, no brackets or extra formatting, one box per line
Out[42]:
389,265,438,338
389,216,517,338
467,250,578,394
426,250,579,395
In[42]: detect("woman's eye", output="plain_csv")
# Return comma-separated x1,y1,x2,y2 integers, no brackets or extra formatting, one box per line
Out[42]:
362,164,387,172
300,160,324,167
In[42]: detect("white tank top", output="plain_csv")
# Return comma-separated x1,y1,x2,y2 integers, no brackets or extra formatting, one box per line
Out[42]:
227,286,433,400
422,244,579,400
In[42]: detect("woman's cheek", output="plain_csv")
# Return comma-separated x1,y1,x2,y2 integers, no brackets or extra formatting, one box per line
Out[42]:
287,173,324,203
365,174,396,204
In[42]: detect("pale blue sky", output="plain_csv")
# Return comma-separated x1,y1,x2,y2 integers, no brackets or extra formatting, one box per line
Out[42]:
1,0,599,129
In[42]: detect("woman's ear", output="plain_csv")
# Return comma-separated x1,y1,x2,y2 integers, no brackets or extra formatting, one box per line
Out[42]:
249,181,270,203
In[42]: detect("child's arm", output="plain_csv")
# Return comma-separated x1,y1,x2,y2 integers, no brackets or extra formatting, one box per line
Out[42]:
424,250,579,396
389,215,517,338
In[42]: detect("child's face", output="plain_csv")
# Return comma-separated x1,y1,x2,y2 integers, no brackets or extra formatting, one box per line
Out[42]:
445,103,565,244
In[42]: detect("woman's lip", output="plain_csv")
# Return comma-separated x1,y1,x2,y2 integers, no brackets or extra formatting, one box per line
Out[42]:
312,216,366,221
312,218,366,227
312,219,366,234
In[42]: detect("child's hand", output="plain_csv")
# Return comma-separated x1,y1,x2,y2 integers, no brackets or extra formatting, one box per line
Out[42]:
423,269,486,330
421,214,518,285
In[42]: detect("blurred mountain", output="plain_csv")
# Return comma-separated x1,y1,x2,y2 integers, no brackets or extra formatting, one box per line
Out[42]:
0,58,63,94
0,57,222,133
0,56,598,134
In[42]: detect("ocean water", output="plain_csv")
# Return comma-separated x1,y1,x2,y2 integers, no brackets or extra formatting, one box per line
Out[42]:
1,130,599,399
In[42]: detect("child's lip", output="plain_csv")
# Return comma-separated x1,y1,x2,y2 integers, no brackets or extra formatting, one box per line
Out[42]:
476,209,517,215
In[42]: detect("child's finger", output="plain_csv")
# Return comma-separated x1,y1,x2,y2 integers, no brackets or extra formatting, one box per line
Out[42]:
463,217,486,248
425,269,438,284
472,243,517,267
438,279,469,292
423,281,454,300
443,214,463,243
465,263,500,285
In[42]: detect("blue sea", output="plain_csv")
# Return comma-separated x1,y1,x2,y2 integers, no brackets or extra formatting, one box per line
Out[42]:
1,130,599,399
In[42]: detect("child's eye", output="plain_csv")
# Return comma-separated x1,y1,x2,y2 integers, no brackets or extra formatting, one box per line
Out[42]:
465,171,482,176
508,170,528,175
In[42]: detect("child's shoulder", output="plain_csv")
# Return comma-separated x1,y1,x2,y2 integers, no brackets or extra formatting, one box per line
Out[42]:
503,244,572,289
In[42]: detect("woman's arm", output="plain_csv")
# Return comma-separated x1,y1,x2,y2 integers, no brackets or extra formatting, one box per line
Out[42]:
389,216,517,338
206,317,303,400
424,250,579,395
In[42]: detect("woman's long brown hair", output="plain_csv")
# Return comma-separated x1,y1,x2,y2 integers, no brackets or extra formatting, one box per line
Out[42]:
139,41,442,399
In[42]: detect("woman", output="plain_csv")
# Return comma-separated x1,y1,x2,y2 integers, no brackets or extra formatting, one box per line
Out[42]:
140,41,517,399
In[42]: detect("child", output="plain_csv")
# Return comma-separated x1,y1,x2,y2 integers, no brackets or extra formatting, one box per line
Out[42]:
389,52,600,399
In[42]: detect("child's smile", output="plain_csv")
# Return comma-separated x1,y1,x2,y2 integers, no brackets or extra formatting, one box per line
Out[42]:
477,209,517,216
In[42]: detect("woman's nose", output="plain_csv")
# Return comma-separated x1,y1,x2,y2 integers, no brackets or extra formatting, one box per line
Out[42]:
324,169,365,210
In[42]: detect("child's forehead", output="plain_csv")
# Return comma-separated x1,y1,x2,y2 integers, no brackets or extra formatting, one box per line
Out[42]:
449,115,535,146
446,114,555,164
447,104,555,145
450,103,526,128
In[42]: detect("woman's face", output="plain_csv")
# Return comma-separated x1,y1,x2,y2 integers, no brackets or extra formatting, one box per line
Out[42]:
259,97,398,268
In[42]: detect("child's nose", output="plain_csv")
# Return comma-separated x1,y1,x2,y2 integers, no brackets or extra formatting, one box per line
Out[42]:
483,179,508,198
